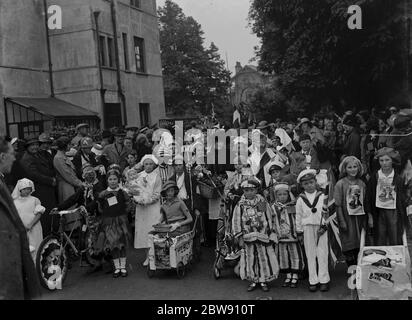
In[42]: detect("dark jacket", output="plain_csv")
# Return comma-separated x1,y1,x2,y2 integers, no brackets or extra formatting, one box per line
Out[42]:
0,175,41,300
365,170,408,245
72,150,99,180
342,129,361,160
20,151,57,213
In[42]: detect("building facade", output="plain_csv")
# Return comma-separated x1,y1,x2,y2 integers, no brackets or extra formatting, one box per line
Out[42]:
0,0,165,138
231,61,272,107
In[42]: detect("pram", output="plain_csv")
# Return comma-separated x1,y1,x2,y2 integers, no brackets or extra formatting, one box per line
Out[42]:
352,229,412,300
147,213,199,279
213,196,241,279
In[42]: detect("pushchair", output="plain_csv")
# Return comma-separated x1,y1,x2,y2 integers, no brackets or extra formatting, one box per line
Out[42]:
213,196,241,279
146,213,200,279
352,229,412,300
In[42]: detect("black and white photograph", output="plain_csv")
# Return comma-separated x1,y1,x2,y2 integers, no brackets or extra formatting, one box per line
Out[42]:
1,0,412,307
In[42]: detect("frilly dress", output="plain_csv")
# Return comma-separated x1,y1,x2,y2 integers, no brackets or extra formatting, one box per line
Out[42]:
133,169,162,249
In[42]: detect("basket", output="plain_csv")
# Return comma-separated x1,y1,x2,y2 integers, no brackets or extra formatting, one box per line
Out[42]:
198,181,222,199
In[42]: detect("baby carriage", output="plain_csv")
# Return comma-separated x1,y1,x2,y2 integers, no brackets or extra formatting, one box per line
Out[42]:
352,229,412,300
146,213,199,279
213,196,241,279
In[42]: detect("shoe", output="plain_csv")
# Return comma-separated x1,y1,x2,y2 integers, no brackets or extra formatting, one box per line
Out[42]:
247,282,258,292
282,278,291,287
290,278,298,288
120,268,128,277
320,283,329,292
260,283,269,292
113,269,121,278
309,284,318,292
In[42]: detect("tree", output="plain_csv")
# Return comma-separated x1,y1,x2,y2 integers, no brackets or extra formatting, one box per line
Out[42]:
249,0,408,115
158,0,232,119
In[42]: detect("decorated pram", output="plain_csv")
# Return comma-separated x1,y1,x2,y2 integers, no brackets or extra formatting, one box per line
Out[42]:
147,214,199,279
352,229,412,300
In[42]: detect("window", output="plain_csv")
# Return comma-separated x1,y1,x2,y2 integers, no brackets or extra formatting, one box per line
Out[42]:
107,37,115,68
139,103,150,127
104,103,122,128
134,37,145,73
122,33,130,70
130,0,141,8
99,35,107,67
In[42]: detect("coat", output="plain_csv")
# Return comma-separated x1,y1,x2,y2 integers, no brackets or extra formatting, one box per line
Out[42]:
53,150,83,203
102,143,131,172
365,170,408,245
20,151,56,208
72,150,100,180
0,175,41,300
342,129,361,160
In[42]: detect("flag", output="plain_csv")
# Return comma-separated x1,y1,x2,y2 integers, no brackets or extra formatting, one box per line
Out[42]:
318,169,345,268
325,170,345,267
233,108,241,128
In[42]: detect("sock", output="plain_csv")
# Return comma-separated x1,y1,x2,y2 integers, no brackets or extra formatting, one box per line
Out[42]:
286,273,292,279
113,259,120,270
292,273,298,279
120,257,126,269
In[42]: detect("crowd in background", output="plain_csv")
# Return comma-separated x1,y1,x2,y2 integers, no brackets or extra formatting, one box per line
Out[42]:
2,104,412,295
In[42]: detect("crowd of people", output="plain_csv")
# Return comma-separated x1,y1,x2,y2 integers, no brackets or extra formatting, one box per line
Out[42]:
1,104,412,299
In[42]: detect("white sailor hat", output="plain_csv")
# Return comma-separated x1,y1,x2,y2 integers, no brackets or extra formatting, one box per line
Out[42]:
296,169,317,184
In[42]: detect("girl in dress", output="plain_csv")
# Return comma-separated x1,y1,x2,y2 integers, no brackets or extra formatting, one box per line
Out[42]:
333,156,367,266
272,183,304,288
12,178,45,261
158,181,193,237
232,178,279,292
133,155,162,266
96,169,132,278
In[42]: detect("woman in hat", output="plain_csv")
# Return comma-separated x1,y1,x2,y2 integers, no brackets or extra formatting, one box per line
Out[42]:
53,136,84,203
342,115,361,160
232,178,279,292
365,147,407,246
135,133,152,163
133,154,162,266
158,181,193,237
296,118,325,145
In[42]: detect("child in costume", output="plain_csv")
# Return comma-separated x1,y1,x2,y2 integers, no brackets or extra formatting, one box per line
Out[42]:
232,178,279,292
334,156,366,266
295,169,330,292
12,178,45,261
365,147,407,246
272,182,304,288
96,169,132,278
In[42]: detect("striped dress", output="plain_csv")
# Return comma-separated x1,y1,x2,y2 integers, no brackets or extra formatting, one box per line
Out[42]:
232,194,279,283
272,202,305,273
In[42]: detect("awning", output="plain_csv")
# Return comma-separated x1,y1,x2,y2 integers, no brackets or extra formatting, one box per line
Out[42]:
6,97,99,119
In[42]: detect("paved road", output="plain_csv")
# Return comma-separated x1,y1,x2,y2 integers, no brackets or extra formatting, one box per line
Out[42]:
40,247,354,300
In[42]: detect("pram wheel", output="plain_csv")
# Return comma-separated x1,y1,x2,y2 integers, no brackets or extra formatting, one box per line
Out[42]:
147,266,155,278
213,266,221,279
176,262,186,279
